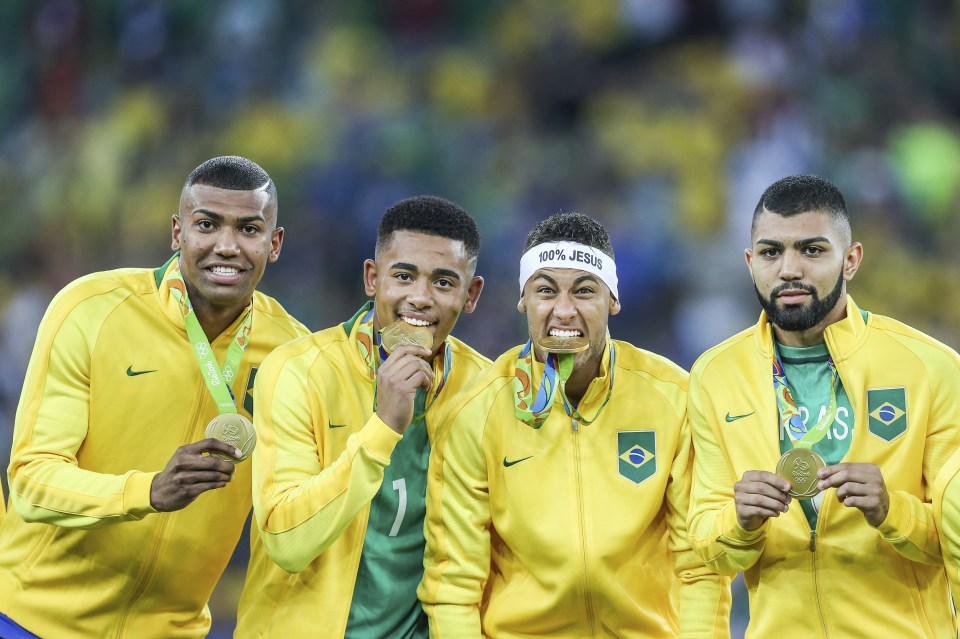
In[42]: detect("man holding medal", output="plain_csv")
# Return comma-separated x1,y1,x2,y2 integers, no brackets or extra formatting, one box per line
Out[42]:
419,212,730,637
0,156,308,638
688,174,959,637
235,196,488,638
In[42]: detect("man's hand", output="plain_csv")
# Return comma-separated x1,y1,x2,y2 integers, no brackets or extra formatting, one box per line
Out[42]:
376,345,434,435
734,470,792,531
150,439,240,512
817,463,889,526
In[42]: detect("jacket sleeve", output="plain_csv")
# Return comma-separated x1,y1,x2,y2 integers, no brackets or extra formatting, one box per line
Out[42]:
934,450,960,601
418,391,490,638
253,349,401,573
687,370,769,576
665,414,732,638
874,351,960,565
9,291,159,529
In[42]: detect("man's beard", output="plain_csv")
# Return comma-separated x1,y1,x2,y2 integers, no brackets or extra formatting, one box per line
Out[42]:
754,271,845,332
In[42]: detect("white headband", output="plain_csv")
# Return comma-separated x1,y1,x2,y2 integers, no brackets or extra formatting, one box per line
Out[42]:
519,241,619,300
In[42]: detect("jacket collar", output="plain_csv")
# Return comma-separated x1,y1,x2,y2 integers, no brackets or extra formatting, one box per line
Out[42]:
754,295,869,361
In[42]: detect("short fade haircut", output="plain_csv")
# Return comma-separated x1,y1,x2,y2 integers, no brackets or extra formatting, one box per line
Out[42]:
752,174,849,237
185,156,277,202
524,212,615,259
376,195,480,260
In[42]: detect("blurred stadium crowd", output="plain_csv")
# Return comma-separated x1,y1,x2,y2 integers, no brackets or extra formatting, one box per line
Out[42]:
1,0,959,635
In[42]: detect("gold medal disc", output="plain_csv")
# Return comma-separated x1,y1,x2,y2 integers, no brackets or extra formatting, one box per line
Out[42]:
380,320,433,353
205,413,257,463
537,335,590,354
776,447,825,499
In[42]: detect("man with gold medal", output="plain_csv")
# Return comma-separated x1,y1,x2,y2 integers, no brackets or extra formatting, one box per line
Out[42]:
0,156,308,639
419,212,730,638
688,175,960,637
235,196,488,638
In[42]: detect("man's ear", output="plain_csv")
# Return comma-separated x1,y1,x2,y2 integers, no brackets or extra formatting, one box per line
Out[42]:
363,259,377,297
171,214,182,251
462,276,484,314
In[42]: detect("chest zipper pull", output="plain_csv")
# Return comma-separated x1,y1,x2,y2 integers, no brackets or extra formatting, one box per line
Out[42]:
572,419,579,432
809,530,817,551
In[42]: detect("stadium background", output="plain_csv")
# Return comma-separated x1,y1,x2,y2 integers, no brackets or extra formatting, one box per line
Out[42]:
1,1,959,636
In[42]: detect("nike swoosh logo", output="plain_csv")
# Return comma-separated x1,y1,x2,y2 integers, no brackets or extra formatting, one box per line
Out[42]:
725,411,754,422
329,423,348,429
503,455,533,467
126,366,157,377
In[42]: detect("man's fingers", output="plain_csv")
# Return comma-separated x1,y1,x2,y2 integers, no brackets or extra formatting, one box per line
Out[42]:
817,463,883,490
741,470,792,492
739,503,789,520
737,481,791,504
382,354,435,388
736,487,791,510
175,470,234,485
187,438,243,461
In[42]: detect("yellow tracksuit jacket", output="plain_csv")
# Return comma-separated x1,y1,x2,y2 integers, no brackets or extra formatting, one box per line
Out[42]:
688,296,959,638
235,309,490,637
419,341,731,639
0,260,307,639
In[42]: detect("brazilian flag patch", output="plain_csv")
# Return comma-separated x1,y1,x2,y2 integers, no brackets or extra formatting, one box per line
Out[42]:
243,367,259,416
618,430,656,485
867,387,907,442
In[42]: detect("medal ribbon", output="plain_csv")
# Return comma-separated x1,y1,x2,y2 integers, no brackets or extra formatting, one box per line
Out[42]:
167,257,251,415
355,305,451,423
514,339,616,428
772,349,838,449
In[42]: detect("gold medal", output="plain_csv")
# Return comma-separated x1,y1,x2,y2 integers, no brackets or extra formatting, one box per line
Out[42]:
776,447,825,499
380,320,433,353
537,335,590,354
205,413,257,463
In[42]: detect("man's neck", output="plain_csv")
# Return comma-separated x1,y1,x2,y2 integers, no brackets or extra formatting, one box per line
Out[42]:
191,296,249,342
563,356,601,406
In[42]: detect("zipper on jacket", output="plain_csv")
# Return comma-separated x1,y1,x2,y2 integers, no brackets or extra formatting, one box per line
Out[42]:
571,419,597,635
112,376,207,637
810,501,829,637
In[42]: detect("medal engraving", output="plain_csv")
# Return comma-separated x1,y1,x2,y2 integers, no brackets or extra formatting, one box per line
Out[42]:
776,448,825,499
205,413,257,463
380,320,433,353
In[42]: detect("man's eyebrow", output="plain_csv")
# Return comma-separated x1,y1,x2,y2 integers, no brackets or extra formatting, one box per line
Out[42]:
755,237,832,248
189,209,266,224
533,272,559,287
431,268,461,281
795,236,831,248
390,262,418,272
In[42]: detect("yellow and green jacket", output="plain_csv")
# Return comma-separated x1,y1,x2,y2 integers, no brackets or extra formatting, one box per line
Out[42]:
419,341,731,639
235,306,490,638
933,448,960,608
688,297,959,638
1,259,307,639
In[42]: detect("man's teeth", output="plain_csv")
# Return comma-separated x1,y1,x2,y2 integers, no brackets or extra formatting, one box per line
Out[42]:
402,317,432,327
550,329,582,337
211,266,239,275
